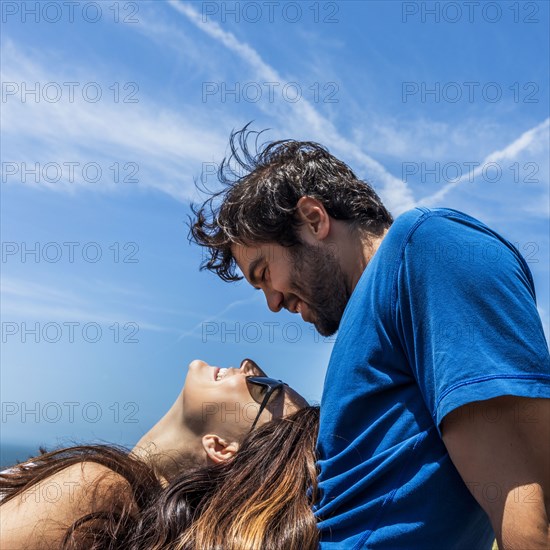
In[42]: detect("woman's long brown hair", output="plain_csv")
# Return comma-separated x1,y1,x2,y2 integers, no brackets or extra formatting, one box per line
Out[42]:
0,406,320,549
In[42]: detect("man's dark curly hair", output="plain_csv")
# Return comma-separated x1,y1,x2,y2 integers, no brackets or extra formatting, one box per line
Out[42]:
189,123,393,282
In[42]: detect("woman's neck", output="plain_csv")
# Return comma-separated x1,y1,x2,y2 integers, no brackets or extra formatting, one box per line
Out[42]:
131,393,204,483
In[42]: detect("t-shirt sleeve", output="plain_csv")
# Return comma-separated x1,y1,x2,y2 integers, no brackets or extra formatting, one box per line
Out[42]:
395,211,550,435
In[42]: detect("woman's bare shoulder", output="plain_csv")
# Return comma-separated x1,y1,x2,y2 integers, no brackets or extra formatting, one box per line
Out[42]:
0,461,134,549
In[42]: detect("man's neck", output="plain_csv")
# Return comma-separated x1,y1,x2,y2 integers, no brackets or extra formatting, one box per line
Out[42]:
348,227,390,293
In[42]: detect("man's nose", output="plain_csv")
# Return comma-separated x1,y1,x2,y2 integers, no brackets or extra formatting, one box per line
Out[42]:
264,288,284,313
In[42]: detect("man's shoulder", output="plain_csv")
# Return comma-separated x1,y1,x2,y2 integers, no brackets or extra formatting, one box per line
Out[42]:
380,206,479,260
391,206,504,254
393,206,483,235
392,206,535,296
385,205,531,289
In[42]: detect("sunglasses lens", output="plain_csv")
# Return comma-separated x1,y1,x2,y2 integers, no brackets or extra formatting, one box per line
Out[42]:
246,379,268,404
246,378,282,405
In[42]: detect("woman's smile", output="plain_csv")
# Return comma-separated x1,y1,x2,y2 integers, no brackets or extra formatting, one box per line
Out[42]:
214,367,230,381
211,359,268,382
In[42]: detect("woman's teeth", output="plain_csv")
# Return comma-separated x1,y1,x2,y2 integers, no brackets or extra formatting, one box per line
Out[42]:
216,368,229,381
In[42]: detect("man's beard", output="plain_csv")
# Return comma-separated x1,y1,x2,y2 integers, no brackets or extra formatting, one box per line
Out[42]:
289,242,350,337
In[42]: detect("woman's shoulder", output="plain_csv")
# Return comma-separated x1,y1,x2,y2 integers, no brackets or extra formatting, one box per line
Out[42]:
1,461,134,549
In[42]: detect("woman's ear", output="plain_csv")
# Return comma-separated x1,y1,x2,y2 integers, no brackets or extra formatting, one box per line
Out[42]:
202,435,240,464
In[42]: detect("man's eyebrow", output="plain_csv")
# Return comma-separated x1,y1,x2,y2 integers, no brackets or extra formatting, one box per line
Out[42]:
248,255,265,286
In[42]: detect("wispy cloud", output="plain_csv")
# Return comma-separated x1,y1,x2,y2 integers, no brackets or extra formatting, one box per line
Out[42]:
177,294,262,340
165,2,550,220
0,39,229,202
168,0,416,214
1,277,179,333
2,5,547,220
420,118,550,206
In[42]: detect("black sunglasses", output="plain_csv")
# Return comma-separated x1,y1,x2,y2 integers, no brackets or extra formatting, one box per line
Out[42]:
246,376,287,431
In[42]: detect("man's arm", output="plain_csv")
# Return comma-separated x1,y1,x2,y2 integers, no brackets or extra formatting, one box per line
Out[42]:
441,396,550,550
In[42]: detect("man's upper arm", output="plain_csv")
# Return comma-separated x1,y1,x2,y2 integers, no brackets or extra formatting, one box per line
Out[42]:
397,212,550,546
397,212,550,431
0,461,133,549
441,396,550,549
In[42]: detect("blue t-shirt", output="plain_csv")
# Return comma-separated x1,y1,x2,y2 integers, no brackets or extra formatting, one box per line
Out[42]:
315,207,550,549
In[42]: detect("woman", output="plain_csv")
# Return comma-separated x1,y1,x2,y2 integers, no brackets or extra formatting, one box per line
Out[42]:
126,357,308,483
0,358,319,549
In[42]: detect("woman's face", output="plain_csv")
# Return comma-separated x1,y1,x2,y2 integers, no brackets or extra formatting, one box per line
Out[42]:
183,358,308,440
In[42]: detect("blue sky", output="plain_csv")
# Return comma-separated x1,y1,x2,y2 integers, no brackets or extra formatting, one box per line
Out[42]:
1,0,549,459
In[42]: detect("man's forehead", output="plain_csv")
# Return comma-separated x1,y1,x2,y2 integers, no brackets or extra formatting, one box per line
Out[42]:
231,242,263,266
231,242,285,268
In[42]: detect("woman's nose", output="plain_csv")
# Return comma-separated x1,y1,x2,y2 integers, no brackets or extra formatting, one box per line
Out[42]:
188,359,207,369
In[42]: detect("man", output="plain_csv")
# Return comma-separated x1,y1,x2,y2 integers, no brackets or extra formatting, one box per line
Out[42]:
190,126,550,549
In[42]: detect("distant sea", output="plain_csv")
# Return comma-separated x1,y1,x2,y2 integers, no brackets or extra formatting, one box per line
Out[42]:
1,442,43,470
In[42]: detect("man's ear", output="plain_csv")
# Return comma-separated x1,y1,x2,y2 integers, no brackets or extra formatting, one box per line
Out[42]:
295,196,330,241
202,434,240,464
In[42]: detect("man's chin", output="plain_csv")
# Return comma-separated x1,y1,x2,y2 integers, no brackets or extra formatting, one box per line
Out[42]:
313,317,339,338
